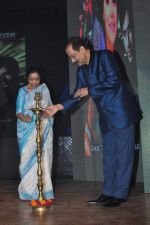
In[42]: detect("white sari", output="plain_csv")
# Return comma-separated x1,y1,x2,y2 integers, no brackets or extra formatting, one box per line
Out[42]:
16,83,54,200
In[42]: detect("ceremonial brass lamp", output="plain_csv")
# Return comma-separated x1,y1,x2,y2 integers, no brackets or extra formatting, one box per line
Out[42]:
30,92,51,210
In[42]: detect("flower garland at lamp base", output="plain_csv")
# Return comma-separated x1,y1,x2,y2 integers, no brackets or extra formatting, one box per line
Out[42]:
31,199,54,209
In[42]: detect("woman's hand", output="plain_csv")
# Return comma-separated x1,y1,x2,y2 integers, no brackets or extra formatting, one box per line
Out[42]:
17,113,31,122
74,88,88,98
22,115,32,122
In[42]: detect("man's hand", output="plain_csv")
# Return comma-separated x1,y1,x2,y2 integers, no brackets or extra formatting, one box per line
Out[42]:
74,88,88,98
43,104,64,117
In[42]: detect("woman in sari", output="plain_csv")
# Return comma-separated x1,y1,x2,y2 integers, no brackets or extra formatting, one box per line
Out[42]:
16,67,54,201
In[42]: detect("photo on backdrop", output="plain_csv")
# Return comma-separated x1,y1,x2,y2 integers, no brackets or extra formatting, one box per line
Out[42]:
0,33,25,138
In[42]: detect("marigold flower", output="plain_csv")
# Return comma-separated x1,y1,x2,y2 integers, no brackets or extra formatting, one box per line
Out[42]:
31,200,37,206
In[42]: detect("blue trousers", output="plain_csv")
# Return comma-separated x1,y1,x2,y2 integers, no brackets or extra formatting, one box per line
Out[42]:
101,124,135,199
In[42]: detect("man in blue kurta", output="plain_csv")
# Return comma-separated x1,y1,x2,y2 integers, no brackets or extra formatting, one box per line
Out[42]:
44,37,142,207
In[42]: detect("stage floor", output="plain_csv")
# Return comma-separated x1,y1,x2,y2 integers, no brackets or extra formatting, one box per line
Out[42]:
0,179,149,225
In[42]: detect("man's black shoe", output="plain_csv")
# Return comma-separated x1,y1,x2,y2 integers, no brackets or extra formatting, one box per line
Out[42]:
88,194,112,205
102,197,127,208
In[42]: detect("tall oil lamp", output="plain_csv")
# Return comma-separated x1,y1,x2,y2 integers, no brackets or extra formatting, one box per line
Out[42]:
30,92,52,210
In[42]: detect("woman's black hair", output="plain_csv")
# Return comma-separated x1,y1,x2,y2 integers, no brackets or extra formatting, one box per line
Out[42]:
26,67,40,78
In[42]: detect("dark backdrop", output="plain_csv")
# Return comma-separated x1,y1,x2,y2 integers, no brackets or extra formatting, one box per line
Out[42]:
0,0,71,179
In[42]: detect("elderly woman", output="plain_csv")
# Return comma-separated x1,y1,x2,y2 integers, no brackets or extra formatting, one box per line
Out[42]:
16,67,54,201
